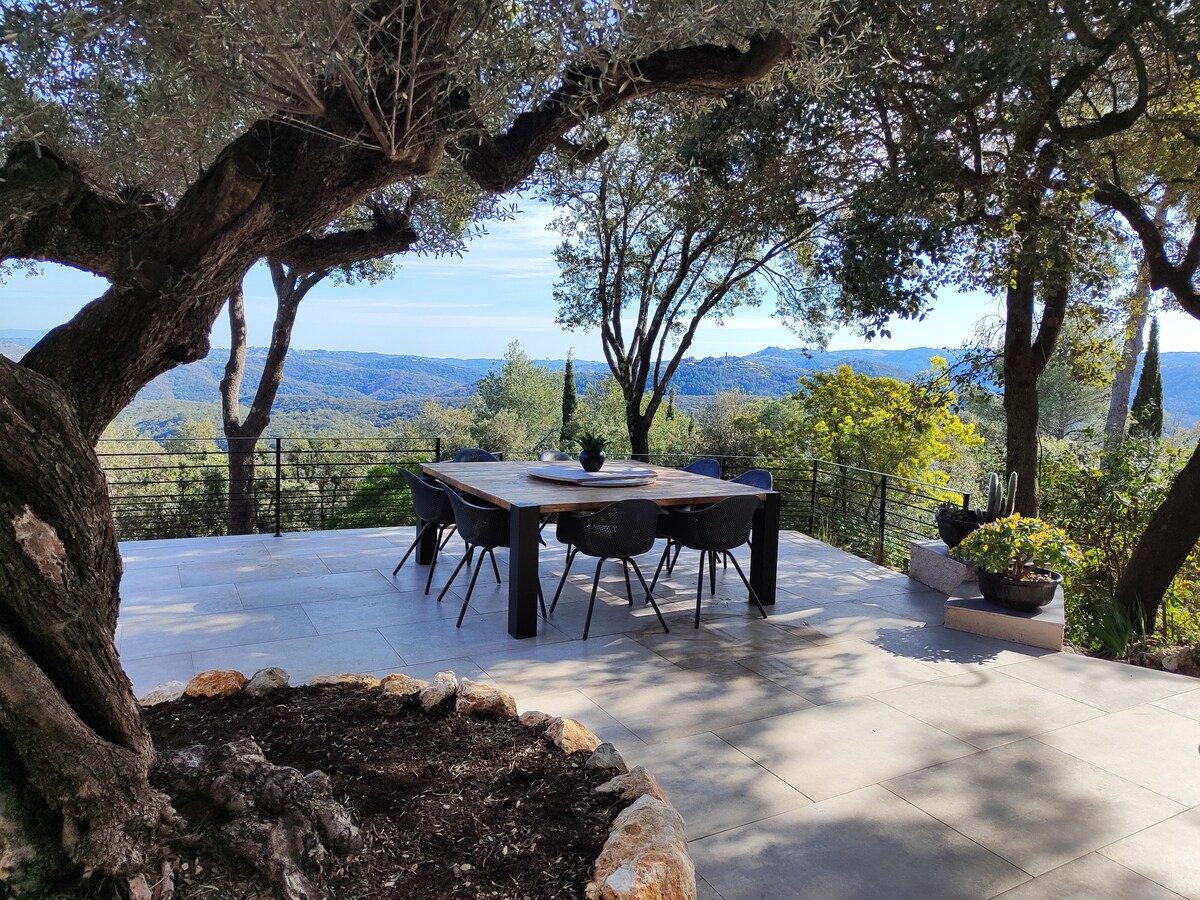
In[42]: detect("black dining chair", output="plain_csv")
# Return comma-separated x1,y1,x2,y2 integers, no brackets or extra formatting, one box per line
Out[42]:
651,495,769,629
549,499,669,640
452,447,500,463
391,468,456,594
438,488,546,627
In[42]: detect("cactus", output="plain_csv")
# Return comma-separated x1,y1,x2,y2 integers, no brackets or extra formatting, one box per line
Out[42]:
984,471,1018,521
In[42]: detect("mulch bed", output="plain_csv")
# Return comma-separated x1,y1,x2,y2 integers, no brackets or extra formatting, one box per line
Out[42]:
144,684,623,899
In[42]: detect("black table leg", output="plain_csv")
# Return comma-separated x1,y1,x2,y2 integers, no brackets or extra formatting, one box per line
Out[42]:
416,516,437,565
508,503,541,638
750,491,780,607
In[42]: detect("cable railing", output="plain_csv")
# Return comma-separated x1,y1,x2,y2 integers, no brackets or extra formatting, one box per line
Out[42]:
96,439,969,569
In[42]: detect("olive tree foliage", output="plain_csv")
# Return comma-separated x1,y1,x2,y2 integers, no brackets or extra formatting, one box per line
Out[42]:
544,96,844,459
0,0,833,892
816,0,1198,517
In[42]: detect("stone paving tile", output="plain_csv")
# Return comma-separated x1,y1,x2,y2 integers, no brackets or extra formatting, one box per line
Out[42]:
620,731,811,839
1100,807,1200,900
875,669,1105,750
301,590,462,634
717,697,974,801
378,611,574,665
120,583,244,614
1151,688,1200,723
120,564,183,593
739,636,945,704
177,555,331,587
692,784,1028,900
772,602,932,644
1035,705,1200,806
869,625,1053,675
121,605,317,660
696,875,727,900
191,629,404,684
885,739,1186,877
366,657,491,685
992,853,1185,899
1003,652,1195,713
512,688,646,751
237,569,398,609
123,652,196,697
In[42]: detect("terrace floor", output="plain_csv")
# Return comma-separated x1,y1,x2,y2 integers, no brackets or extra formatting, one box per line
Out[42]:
118,527,1200,900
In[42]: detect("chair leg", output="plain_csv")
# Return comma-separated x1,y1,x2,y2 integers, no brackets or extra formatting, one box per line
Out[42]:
583,559,605,641
622,559,634,605
709,550,717,596
727,555,769,619
438,525,458,552
648,542,672,594
666,539,681,574
424,537,441,594
550,546,578,613
434,549,472,604
392,521,433,575
487,548,501,584
538,583,547,620
629,559,669,635
456,551,490,628
695,550,707,629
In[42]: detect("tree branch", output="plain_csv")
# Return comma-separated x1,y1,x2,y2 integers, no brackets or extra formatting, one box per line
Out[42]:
272,217,418,273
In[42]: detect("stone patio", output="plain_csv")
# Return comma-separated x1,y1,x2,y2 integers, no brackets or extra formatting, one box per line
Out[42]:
118,527,1200,900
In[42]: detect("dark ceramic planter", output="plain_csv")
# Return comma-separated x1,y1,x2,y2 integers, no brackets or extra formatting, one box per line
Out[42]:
935,510,983,549
579,450,606,472
977,567,1063,611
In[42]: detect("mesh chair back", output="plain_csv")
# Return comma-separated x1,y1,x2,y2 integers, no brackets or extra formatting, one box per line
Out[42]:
666,495,761,552
398,467,454,525
682,457,721,478
731,468,773,491
452,447,500,463
539,449,574,461
572,499,660,559
445,487,510,549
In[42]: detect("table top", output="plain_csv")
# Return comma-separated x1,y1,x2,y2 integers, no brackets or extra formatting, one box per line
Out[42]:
421,460,774,513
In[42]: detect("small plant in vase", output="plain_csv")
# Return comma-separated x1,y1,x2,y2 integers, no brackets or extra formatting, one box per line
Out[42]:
576,430,609,472
955,513,1080,610
935,471,1017,549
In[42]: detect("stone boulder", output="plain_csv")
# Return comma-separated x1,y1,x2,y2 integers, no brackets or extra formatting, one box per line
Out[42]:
586,743,629,774
545,717,602,755
519,710,554,728
139,681,186,706
586,795,695,900
419,670,459,710
380,673,429,698
245,667,290,697
184,670,247,698
310,673,380,688
455,678,518,718
595,766,668,804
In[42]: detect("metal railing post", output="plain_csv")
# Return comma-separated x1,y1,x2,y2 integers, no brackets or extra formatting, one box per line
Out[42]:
878,473,888,564
274,438,282,537
435,437,442,462
962,492,971,511
808,459,819,534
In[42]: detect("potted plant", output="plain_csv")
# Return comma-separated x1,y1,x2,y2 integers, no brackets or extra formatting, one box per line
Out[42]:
955,513,1080,611
576,430,609,472
934,471,1017,549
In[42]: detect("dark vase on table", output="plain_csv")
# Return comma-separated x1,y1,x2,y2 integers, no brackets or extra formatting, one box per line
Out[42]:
579,450,606,472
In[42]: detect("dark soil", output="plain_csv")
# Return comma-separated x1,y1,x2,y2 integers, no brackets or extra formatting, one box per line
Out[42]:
144,685,623,899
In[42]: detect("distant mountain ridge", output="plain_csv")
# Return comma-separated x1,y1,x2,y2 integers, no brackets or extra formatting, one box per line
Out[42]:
2,331,1197,427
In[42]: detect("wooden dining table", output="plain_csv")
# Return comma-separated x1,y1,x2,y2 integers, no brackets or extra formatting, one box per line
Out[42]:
419,460,781,638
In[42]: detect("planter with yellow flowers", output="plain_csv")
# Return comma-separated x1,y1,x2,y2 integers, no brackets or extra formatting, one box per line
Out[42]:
955,514,1080,611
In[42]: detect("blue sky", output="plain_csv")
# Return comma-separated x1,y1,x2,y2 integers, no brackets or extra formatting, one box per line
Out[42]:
4,200,1198,360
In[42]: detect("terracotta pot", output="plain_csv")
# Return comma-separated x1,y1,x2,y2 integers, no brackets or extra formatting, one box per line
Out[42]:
977,567,1062,611
579,450,606,472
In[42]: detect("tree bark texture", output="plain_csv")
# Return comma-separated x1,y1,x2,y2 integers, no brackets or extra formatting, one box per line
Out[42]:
1103,278,1149,451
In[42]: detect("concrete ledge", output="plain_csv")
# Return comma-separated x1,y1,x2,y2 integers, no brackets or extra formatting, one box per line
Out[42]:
944,584,1064,651
910,540,976,594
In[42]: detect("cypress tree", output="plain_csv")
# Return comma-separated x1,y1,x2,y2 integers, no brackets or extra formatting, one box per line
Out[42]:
1130,317,1164,439
666,385,676,420
560,350,578,445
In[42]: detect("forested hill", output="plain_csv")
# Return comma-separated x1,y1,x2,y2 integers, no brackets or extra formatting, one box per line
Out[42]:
3,331,1198,427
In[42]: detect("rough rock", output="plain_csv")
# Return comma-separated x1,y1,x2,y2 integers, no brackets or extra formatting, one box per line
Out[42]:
545,717,602,755
184,670,247,698
519,710,554,728
419,670,459,710
139,680,186,706
310,673,381,688
380,673,429,698
586,743,629,773
455,678,518,718
595,766,668,803
245,667,290,697
587,795,695,900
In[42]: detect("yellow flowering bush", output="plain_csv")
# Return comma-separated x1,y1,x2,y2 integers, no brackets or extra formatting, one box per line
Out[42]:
956,514,1081,580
